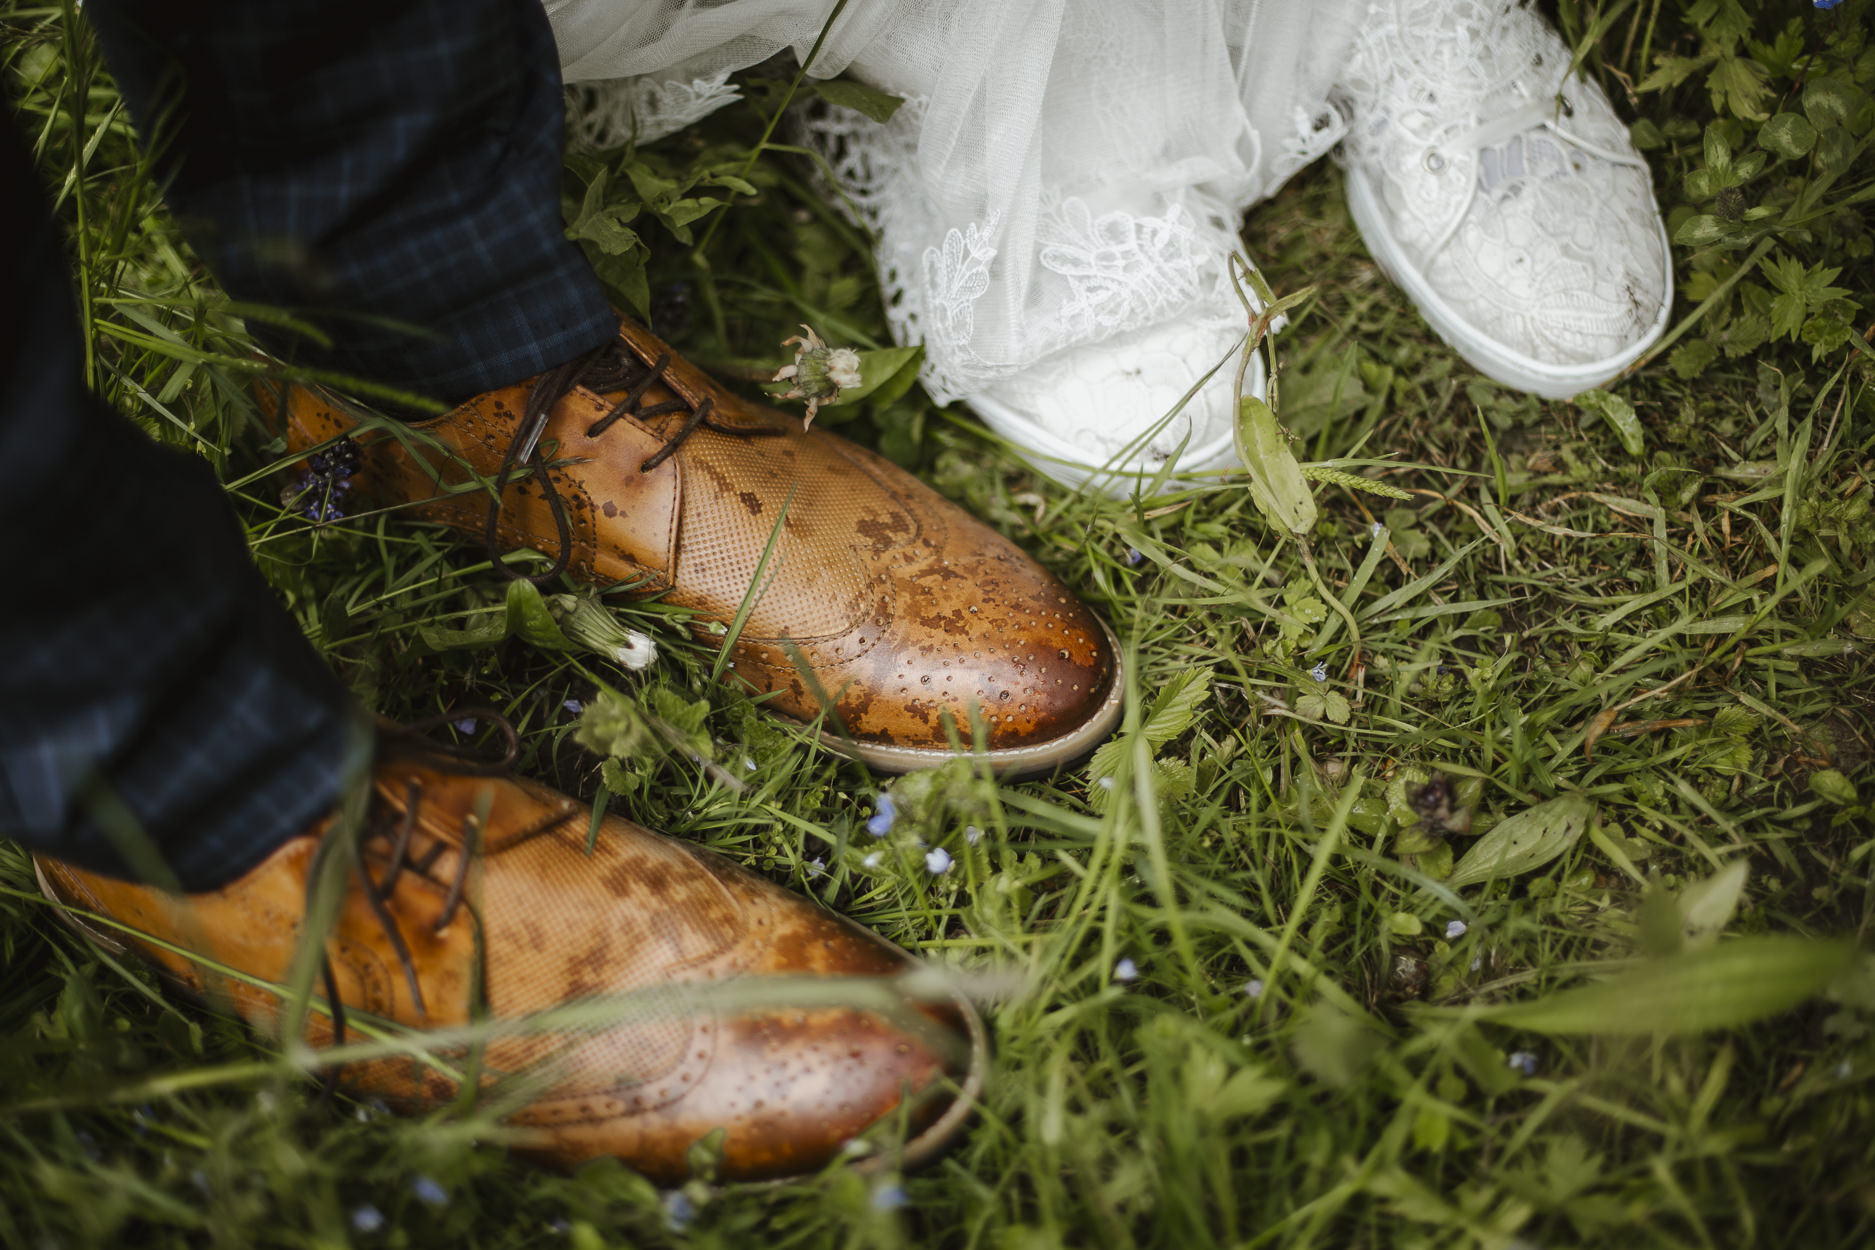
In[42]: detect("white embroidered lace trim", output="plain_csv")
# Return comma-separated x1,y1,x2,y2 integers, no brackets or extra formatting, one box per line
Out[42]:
565,69,743,149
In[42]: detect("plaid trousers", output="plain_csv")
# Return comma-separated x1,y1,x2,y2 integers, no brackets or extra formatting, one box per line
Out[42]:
0,0,615,890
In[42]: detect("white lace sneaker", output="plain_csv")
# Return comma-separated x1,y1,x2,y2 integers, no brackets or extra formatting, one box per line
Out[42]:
800,102,1267,498
1334,0,1672,399
969,310,1260,496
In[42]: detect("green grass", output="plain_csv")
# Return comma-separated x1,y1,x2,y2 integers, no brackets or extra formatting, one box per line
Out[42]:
5,1,1875,1246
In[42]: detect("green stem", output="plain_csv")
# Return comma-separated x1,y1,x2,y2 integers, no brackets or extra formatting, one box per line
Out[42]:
692,0,853,261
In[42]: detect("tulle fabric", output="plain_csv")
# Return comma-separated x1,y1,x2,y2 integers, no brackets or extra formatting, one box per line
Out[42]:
545,0,1363,401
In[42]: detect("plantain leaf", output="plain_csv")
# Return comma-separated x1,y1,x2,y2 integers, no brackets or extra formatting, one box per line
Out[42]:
812,78,906,123
1678,859,1749,949
1445,795,1594,890
826,344,923,408
1473,937,1855,1036
504,579,577,651
1577,390,1645,457
1235,395,1317,536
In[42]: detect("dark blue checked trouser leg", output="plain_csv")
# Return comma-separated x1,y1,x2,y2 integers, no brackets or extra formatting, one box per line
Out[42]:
0,0,616,890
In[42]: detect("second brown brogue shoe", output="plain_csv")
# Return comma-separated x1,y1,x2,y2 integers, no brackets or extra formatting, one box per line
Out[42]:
34,722,986,1183
260,319,1122,776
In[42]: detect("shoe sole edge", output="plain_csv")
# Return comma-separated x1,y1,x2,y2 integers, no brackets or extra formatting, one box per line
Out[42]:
787,616,1126,779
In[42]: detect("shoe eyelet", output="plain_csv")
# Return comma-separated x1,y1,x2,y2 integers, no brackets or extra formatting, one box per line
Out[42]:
1423,150,1447,173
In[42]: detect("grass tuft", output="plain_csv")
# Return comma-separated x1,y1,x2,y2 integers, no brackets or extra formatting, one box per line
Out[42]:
4,0,1874,1245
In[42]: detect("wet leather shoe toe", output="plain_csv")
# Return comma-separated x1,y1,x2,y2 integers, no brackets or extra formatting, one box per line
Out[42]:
263,319,1122,776
35,732,985,1183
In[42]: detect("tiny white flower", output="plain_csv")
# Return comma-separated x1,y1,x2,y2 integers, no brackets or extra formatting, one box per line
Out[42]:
924,847,952,874
1445,920,1468,940
1310,662,1328,683
1370,521,1384,539
964,824,982,845
862,851,883,870
1507,1050,1538,1077
1114,958,1139,983
1243,978,1265,999
805,857,825,878
1469,955,1483,972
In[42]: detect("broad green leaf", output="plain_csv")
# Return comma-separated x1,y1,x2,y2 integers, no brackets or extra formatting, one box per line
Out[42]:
1675,214,1730,247
1445,795,1593,889
1810,769,1858,805
1474,937,1856,1036
1290,1002,1381,1089
812,78,906,123
1678,859,1749,949
1208,1066,1286,1120
1759,112,1818,160
826,344,923,408
504,580,576,651
1576,389,1644,457
416,606,511,653
1708,53,1770,122
1234,395,1317,536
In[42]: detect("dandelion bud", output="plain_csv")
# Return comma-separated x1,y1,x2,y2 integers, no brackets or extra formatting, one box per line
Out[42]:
548,594,657,671
771,325,861,428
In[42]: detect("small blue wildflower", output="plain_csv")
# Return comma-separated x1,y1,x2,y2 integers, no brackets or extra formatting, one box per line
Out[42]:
1507,1051,1538,1077
1816,0,1842,9
1243,978,1265,999
1445,920,1468,941
350,1204,385,1234
965,824,983,845
1125,547,1144,566
871,1183,910,1211
805,857,826,879
662,1190,696,1233
1114,957,1139,983
453,717,478,735
866,793,898,837
411,1175,447,1208
1370,521,1384,539
1470,955,1483,972
924,847,952,874
1310,662,1328,683
562,698,584,715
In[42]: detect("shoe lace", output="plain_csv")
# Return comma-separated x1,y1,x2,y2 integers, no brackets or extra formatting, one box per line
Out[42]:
307,709,522,1050
485,338,781,585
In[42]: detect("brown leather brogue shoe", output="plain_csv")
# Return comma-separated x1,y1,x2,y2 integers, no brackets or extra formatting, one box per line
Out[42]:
34,732,985,1183
260,319,1122,776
